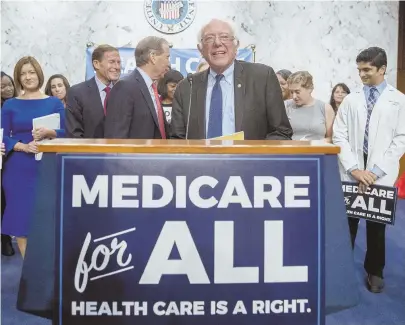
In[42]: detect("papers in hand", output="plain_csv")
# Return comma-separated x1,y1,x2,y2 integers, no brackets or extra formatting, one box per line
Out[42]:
210,131,245,140
32,113,60,161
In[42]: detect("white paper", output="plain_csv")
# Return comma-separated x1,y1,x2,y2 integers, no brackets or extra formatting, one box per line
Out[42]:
162,106,172,123
32,113,60,161
0,128,3,170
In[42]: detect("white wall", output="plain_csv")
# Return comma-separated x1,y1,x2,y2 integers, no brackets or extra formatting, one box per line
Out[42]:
1,1,399,102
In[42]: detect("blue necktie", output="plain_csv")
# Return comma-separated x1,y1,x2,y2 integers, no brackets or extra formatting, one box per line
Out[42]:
207,74,223,138
363,87,378,154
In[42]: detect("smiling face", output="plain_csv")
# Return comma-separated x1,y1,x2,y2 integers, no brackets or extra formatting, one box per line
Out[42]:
357,61,385,86
198,20,238,74
333,86,348,106
1,75,15,99
93,50,121,84
166,82,178,101
19,63,40,91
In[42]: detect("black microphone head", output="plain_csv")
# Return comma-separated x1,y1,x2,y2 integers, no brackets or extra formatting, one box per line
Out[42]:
187,73,193,82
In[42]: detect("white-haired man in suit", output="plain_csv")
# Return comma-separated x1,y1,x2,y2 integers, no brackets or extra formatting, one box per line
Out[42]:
170,19,292,140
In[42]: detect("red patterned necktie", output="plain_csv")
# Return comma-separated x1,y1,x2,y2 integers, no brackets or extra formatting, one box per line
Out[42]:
151,83,166,139
103,86,111,116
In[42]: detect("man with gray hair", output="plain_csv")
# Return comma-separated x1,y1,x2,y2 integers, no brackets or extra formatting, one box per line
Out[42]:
104,36,171,139
171,19,292,140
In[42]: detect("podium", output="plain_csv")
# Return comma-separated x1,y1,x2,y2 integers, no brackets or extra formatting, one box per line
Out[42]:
18,139,359,325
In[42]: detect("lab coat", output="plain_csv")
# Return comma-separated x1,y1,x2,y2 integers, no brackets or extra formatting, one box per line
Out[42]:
333,84,405,187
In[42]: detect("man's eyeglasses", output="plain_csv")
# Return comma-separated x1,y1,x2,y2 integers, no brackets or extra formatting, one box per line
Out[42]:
201,35,236,44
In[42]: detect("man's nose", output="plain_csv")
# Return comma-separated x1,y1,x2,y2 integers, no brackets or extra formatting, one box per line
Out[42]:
213,36,222,47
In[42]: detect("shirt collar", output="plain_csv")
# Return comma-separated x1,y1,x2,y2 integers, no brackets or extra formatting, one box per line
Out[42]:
137,67,153,89
363,79,387,94
95,75,113,93
209,61,235,84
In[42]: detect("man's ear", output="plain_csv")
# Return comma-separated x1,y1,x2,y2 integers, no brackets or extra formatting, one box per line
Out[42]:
197,43,203,55
379,65,387,75
150,51,156,65
234,39,240,49
92,60,100,70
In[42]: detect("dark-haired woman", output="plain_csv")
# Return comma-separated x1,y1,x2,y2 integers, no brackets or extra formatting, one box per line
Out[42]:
276,69,293,100
45,74,70,108
1,71,17,256
330,83,350,113
1,71,17,106
157,69,184,124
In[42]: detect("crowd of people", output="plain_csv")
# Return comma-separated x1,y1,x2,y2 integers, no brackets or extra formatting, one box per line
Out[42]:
1,18,404,296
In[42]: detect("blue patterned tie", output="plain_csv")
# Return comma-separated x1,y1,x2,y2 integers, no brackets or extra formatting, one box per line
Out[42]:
363,87,378,154
207,74,223,138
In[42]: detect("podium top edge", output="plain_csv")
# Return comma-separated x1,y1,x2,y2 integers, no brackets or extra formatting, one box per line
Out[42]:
37,139,340,155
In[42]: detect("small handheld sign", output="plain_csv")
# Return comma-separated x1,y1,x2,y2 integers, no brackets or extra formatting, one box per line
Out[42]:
342,182,398,225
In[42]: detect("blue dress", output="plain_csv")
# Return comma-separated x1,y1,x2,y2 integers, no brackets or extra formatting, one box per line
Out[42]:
1,97,65,237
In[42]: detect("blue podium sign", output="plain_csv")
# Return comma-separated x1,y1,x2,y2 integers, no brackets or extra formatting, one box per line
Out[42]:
85,48,253,80
55,154,324,325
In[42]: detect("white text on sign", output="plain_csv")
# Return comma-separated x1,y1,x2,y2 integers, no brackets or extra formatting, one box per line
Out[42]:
74,221,308,293
72,175,311,208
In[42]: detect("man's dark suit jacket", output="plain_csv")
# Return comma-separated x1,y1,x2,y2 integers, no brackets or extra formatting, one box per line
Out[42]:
65,77,105,138
104,69,169,139
171,60,293,140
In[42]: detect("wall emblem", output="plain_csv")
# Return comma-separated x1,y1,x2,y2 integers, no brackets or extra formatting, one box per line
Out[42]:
144,0,196,34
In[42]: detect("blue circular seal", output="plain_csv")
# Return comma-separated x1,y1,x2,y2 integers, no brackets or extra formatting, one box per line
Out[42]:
144,0,196,34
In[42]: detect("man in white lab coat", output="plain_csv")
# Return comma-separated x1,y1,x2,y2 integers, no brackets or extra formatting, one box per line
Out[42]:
333,47,405,293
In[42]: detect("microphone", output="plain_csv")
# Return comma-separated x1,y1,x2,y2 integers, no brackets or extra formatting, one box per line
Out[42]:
185,73,193,140
187,73,193,83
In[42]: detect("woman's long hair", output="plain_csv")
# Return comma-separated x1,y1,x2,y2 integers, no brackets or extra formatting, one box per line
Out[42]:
44,74,70,102
157,69,184,100
330,83,350,113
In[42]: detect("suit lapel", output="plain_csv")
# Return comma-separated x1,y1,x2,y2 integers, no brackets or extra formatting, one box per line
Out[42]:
368,85,394,149
134,69,159,128
88,77,104,115
195,71,209,138
354,90,367,140
233,61,245,132
194,62,244,138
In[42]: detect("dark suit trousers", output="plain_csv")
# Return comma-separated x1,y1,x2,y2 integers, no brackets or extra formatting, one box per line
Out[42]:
347,153,386,277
